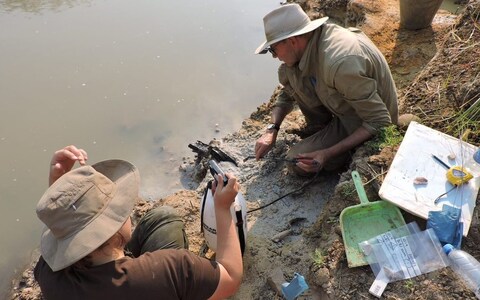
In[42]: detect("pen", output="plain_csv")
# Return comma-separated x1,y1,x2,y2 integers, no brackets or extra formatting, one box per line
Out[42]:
431,154,451,169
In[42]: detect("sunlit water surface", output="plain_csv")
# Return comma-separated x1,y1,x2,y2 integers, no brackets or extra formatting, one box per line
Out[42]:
0,0,280,296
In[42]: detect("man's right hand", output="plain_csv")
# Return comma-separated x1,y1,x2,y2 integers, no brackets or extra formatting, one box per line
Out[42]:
254,131,277,160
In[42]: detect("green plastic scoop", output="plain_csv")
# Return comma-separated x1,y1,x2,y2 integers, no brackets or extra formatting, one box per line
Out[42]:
340,170,406,268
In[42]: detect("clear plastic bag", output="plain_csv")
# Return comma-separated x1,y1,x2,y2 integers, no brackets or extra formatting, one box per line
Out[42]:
359,222,449,297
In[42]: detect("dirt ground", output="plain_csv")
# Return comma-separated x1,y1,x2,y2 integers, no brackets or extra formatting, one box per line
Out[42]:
10,0,480,299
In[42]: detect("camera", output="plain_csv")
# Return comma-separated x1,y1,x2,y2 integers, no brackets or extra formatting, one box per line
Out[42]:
208,160,229,186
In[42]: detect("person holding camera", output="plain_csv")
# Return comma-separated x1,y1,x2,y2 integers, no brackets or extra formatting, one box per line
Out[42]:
254,4,398,175
34,145,243,300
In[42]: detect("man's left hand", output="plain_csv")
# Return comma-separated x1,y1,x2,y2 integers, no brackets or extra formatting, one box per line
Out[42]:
295,150,327,173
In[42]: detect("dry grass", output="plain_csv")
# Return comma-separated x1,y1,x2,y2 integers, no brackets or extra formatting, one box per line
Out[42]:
402,0,480,142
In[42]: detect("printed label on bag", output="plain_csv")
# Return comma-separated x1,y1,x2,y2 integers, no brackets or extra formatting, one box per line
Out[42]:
376,232,422,280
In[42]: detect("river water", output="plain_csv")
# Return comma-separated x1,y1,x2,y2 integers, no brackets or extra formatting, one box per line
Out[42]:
0,0,279,296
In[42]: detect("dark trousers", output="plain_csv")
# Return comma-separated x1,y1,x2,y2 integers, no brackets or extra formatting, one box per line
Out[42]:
286,116,351,174
126,206,189,257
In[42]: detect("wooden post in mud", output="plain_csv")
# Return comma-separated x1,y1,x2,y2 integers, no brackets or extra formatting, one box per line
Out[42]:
399,0,443,30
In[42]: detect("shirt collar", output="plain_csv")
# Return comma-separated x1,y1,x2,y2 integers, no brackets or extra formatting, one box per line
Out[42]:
298,26,323,76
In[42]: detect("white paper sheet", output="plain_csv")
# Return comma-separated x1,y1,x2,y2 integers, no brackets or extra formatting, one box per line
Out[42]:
379,121,479,236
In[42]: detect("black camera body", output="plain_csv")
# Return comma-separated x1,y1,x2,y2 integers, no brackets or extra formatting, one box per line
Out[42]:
208,160,229,186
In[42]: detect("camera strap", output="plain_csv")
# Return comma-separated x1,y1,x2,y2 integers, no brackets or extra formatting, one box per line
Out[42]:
200,180,212,234
235,207,246,255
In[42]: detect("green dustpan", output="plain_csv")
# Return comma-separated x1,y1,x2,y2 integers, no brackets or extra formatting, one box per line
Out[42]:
340,171,406,268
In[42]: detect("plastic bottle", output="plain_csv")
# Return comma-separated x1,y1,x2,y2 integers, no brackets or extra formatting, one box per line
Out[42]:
466,149,480,177
443,244,480,299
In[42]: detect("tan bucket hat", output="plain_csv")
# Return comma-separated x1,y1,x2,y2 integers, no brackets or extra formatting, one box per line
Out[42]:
36,160,140,271
255,3,328,54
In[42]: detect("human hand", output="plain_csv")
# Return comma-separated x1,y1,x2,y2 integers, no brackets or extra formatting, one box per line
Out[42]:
254,131,277,160
295,150,326,173
212,173,239,210
49,145,88,186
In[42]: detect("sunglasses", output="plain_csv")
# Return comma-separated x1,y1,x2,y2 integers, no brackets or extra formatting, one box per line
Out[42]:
260,46,276,55
266,46,276,55
262,39,289,55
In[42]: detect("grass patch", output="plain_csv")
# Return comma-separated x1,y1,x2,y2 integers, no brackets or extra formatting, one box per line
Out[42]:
448,97,480,142
326,216,338,224
403,279,415,293
339,182,356,198
311,248,326,268
365,124,404,151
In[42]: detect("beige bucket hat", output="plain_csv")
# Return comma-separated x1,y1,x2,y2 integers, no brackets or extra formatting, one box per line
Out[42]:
36,160,140,271
255,3,328,54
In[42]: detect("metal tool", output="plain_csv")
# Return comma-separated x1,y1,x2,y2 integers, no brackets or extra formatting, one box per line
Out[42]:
243,155,318,165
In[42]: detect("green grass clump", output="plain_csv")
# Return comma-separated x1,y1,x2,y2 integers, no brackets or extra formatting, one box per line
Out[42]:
311,248,326,268
403,279,415,293
365,125,404,152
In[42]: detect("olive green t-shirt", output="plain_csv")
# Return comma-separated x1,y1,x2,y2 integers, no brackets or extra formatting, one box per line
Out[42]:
34,249,220,300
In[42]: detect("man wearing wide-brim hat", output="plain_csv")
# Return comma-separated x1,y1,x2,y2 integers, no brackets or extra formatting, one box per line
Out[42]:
254,3,398,175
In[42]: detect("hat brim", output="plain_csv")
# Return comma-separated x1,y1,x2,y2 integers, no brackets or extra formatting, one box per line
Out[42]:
255,16,328,55
40,160,140,271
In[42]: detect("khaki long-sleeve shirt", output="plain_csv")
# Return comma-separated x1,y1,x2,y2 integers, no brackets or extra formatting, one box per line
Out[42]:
276,24,398,135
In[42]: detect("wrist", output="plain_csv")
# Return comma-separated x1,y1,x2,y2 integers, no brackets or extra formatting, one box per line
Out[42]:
215,204,234,217
266,123,280,132
321,147,335,161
